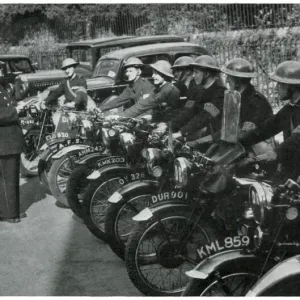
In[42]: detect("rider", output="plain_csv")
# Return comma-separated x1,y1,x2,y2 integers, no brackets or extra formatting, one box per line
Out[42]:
171,56,195,100
239,60,300,181
99,57,154,112
117,60,180,121
187,58,274,148
171,55,226,141
43,58,88,111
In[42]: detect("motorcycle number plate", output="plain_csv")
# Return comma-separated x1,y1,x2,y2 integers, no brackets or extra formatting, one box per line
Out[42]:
108,192,123,204
149,190,188,205
20,119,34,126
197,235,250,260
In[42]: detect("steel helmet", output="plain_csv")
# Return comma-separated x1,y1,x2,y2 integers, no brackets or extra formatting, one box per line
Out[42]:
171,56,194,69
190,55,220,72
269,61,300,84
221,58,257,78
61,58,78,70
150,60,174,79
123,57,144,68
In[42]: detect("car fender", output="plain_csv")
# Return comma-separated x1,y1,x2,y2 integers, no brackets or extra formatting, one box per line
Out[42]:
108,179,159,204
51,144,90,160
185,249,264,280
247,255,300,296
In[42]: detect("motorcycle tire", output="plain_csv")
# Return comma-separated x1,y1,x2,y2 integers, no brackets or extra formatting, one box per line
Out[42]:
20,128,43,177
105,193,153,260
182,264,260,296
83,168,141,242
48,150,79,207
66,165,93,219
125,208,218,296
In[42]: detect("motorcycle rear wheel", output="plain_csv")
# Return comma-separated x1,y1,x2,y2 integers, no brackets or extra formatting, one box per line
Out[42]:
182,266,259,296
125,208,218,296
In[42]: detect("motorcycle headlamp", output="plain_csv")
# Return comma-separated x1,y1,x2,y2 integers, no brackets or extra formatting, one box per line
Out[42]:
28,105,38,118
253,226,264,249
101,127,111,147
119,132,136,153
174,157,191,188
145,148,162,176
108,128,117,137
141,148,148,159
152,166,163,178
6,83,15,98
249,182,273,227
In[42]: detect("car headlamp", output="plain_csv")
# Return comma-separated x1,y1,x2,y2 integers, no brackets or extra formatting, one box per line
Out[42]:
249,182,273,227
174,157,191,188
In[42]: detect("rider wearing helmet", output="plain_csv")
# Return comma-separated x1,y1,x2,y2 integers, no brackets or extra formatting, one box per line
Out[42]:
239,60,300,181
44,58,88,111
99,57,154,112
172,55,226,141
118,60,180,121
187,58,273,148
172,56,195,98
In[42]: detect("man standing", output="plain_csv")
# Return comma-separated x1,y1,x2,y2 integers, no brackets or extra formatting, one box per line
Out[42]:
0,84,24,223
99,57,154,112
43,58,88,111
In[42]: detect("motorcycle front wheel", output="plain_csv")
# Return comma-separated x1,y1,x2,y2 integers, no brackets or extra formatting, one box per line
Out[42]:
182,266,259,296
20,128,43,177
48,150,79,207
125,208,218,296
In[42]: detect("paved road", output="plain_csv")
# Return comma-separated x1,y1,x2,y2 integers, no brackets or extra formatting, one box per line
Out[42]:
0,176,141,296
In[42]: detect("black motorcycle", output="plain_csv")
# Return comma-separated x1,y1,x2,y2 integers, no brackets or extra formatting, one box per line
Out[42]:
183,178,300,296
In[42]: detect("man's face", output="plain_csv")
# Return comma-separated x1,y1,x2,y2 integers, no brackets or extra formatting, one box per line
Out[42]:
152,70,165,85
125,67,139,81
226,75,236,91
277,82,292,101
173,68,183,81
65,66,75,78
193,67,205,85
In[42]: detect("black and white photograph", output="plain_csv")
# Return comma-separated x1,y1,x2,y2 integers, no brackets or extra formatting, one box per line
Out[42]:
1,1,300,296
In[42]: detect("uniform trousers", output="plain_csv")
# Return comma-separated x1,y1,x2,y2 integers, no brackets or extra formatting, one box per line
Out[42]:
0,154,20,219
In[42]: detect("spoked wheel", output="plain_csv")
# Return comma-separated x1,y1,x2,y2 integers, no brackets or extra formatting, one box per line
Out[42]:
20,128,43,177
105,194,152,260
125,209,218,296
182,268,259,296
83,175,125,242
48,150,79,207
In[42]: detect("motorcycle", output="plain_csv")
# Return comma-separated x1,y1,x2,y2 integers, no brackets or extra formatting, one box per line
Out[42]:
183,178,300,296
44,109,104,207
104,127,208,260
123,90,275,296
82,115,164,241
246,254,300,296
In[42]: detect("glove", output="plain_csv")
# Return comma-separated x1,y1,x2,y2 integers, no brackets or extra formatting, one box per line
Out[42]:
64,102,75,109
153,122,167,134
68,112,77,123
172,132,182,139
256,150,277,162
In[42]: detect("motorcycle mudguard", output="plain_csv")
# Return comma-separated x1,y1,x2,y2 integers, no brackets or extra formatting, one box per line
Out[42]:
133,201,191,222
38,148,55,180
108,179,159,204
75,152,108,165
247,255,300,296
185,249,262,280
51,144,90,160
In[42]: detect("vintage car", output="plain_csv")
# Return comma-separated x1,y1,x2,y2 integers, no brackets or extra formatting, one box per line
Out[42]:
87,42,209,104
14,35,185,101
0,54,37,98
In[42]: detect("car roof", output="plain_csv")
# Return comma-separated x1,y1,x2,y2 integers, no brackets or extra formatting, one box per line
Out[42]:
66,35,184,49
66,36,134,48
0,55,31,60
100,42,208,60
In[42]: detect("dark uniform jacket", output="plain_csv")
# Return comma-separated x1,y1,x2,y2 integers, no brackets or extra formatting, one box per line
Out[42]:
0,85,24,155
176,80,226,139
240,99,300,179
99,77,154,112
44,74,87,110
119,82,180,121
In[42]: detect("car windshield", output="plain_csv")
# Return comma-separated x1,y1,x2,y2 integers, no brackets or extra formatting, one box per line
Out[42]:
69,48,92,68
7,59,33,74
92,58,120,79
